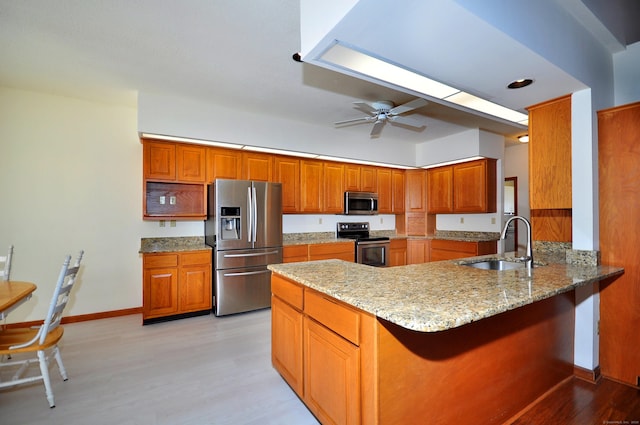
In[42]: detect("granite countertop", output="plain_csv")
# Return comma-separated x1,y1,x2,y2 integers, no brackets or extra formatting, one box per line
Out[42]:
139,237,212,253
267,255,623,333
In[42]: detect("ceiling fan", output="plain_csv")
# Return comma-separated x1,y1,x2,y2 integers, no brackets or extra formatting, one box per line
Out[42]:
334,98,428,137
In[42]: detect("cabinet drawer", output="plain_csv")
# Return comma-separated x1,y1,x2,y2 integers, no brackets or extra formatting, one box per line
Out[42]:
272,274,304,310
430,239,477,255
144,253,178,268
283,245,309,263
181,251,212,266
304,289,360,345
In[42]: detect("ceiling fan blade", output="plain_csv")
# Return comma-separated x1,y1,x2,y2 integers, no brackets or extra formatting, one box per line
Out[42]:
352,101,378,114
370,120,385,137
389,98,428,115
334,117,370,126
388,115,425,128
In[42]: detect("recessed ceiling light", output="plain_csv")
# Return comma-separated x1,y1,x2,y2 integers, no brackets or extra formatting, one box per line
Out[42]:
508,78,534,89
292,52,303,62
518,134,529,143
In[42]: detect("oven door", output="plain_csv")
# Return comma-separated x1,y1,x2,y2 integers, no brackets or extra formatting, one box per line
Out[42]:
356,240,389,267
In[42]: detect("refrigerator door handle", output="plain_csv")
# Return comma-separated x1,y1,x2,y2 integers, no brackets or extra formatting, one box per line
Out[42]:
222,250,280,258
251,186,258,243
223,269,271,277
247,187,253,244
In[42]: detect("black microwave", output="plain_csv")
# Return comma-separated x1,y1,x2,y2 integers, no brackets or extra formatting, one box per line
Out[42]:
344,191,378,215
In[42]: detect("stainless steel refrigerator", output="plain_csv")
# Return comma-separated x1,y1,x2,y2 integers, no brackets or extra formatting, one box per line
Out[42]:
205,179,282,316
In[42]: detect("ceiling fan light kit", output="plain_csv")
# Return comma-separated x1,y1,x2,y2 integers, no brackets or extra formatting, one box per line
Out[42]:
334,97,428,137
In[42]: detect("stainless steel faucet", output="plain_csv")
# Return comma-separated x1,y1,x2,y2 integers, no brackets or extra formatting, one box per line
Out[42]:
501,215,533,271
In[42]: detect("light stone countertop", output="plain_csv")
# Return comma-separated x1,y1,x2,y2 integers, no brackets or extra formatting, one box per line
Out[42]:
267,256,623,333
139,237,211,253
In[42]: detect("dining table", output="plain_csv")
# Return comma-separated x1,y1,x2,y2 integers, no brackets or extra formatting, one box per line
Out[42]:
0,280,37,322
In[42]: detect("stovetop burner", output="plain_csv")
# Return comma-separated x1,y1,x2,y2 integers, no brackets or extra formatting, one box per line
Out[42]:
336,222,390,242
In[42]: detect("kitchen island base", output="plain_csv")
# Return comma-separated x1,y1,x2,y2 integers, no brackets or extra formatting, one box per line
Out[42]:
272,273,575,424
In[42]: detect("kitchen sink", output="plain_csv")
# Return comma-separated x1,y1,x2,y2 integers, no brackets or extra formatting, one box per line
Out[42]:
459,259,526,271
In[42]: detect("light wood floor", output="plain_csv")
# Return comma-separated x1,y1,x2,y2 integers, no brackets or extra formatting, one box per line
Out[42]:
0,310,320,425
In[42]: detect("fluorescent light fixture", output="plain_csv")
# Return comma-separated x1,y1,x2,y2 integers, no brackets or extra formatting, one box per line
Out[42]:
320,43,460,99
421,156,485,169
518,135,529,143
242,145,318,158
443,92,529,123
318,42,529,125
140,133,243,149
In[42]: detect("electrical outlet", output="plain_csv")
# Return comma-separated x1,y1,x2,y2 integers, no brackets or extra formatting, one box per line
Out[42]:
159,196,166,205
380,218,383,224
319,218,323,225
491,217,496,224
170,220,176,227
159,220,166,227
459,217,464,224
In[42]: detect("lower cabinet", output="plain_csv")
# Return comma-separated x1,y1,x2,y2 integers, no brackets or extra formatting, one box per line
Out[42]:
143,250,212,324
389,239,407,266
407,239,430,264
282,241,355,263
271,274,367,425
429,239,497,261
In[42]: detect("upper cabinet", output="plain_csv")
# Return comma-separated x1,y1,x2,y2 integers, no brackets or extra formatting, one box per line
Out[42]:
323,162,345,213
144,141,177,180
241,152,273,182
345,165,377,193
299,159,324,213
377,168,405,214
176,144,206,182
426,158,497,214
206,147,241,181
405,170,427,212
527,95,572,209
274,156,300,213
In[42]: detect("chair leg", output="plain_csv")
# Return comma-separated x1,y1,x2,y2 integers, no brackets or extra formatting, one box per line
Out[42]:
37,350,55,408
52,346,68,381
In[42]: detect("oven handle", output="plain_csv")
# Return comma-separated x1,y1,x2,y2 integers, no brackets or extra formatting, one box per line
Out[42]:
356,240,390,246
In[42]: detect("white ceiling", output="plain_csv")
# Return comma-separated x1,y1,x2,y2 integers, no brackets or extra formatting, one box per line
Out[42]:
1,0,638,146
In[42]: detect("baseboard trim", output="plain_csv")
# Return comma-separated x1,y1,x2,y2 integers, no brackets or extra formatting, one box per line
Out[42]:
573,365,601,383
4,307,143,329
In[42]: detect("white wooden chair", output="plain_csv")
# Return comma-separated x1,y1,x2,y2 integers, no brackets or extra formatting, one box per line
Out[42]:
0,245,13,281
0,250,84,408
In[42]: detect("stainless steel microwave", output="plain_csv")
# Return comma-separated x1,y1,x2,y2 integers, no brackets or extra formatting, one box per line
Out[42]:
344,191,378,215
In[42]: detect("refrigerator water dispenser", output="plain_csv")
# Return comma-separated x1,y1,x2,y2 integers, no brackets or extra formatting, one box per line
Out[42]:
220,207,241,240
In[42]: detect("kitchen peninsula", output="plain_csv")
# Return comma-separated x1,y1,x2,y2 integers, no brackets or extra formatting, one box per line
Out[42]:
268,256,623,424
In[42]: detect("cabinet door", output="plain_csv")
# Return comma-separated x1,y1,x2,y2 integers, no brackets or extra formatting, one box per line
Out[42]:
144,141,176,180
275,156,300,213
392,170,405,213
389,239,407,267
242,152,273,181
176,144,206,182
283,244,308,263
272,296,304,397
304,317,360,425
308,242,354,262
361,166,377,193
344,165,361,192
453,159,496,213
427,166,453,213
179,264,212,312
405,170,426,212
528,95,572,209
324,162,345,213
143,267,178,318
206,147,241,181
377,168,393,214
300,160,323,213
407,239,429,264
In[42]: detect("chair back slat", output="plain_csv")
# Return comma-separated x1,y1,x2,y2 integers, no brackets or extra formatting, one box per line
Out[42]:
0,245,13,281
38,251,84,345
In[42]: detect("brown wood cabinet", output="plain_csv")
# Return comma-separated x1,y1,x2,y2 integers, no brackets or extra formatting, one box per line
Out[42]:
206,147,241,181
361,166,377,192
377,168,393,213
299,159,323,213
429,239,496,261
241,152,272,181
345,165,377,193
405,170,427,212
142,250,212,324
272,275,367,424
389,238,407,266
527,95,572,242
426,159,496,214
176,144,206,182
392,170,405,213
144,181,206,220
274,156,300,213
283,242,355,263
323,162,345,213
426,165,453,213
407,238,430,264
598,101,640,388
527,95,572,209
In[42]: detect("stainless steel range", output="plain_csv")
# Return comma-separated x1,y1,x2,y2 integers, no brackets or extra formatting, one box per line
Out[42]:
337,222,390,267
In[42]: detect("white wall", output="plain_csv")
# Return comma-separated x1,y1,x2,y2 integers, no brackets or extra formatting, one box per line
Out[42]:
614,41,640,105
1,87,142,323
503,142,530,251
